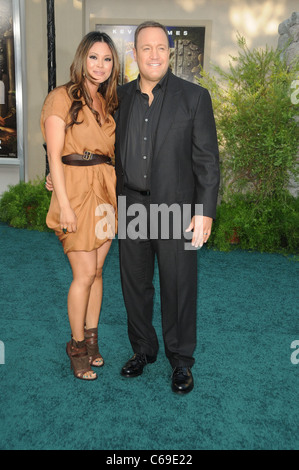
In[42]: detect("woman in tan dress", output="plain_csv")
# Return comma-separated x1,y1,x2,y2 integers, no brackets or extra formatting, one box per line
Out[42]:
41,32,119,381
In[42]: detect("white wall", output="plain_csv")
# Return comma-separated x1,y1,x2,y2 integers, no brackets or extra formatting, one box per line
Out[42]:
85,0,299,70
0,164,20,194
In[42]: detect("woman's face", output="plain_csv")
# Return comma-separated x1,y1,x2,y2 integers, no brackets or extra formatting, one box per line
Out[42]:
86,41,113,84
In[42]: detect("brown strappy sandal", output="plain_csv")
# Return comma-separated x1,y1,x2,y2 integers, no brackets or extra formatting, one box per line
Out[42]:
84,328,104,368
66,338,97,381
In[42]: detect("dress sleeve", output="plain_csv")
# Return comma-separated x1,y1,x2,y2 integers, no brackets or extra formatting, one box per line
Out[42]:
40,86,70,138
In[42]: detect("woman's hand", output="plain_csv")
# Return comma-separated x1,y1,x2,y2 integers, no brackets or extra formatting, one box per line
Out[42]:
60,205,77,233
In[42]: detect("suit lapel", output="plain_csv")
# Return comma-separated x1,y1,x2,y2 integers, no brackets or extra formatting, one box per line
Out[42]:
118,82,136,166
154,72,182,157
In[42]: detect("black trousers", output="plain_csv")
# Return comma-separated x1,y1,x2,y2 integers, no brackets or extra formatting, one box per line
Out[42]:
118,189,198,368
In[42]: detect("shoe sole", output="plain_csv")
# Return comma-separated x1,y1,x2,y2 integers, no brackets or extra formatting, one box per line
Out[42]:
172,383,194,395
120,370,143,378
120,357,156,378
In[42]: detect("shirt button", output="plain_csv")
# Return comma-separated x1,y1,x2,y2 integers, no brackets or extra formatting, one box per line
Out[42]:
143,137,147,141
143,155,147,159
144,175,147,179
145,118,149,122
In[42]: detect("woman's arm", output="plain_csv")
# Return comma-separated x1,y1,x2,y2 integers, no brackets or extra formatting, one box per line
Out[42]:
44,115,77,232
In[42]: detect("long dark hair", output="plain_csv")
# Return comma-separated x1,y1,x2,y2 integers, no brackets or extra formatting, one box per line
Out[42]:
65,31,119,129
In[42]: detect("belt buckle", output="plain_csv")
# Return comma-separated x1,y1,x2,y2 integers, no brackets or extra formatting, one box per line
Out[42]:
83,151,92,161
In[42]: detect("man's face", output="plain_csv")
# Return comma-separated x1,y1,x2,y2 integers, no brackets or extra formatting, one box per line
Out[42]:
134,27,170,86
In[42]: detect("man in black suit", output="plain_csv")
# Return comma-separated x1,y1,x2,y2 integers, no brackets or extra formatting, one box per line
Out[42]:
115,21,220,394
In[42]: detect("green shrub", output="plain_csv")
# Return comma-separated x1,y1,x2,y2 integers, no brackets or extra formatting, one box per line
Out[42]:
209,193,299,254
0,179,51,231
197,35,299,201
197,35,299,254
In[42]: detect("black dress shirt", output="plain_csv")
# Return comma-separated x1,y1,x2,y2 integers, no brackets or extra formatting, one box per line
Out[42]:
123,70,169,191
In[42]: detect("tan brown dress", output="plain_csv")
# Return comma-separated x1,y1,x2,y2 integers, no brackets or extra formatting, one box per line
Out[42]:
40,86,117,254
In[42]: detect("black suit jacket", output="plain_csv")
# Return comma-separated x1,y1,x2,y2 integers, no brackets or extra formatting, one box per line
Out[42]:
114,71,220,220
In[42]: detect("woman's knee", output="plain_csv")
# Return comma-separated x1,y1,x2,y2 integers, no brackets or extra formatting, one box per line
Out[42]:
95,266,103,280
73,269,97,287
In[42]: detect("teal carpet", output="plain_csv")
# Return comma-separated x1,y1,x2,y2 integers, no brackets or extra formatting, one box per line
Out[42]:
0,222,298,450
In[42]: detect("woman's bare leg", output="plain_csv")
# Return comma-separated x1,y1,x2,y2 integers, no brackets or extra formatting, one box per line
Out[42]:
84,240,112,366
67,250,98,340
66,250,98,380
85,240,112,330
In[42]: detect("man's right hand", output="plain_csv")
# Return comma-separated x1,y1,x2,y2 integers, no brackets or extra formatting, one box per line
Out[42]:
45,173,54,191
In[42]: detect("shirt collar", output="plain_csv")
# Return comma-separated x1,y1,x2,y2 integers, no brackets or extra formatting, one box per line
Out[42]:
136,68,169,94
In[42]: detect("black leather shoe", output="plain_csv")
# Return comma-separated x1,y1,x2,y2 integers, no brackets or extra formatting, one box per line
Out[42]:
171,367,194,394
121,353,156,378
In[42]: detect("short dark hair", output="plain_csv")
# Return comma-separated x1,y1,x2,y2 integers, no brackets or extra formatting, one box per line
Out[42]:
134,21,169,49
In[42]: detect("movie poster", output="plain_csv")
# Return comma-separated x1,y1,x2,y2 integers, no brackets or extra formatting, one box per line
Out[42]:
0,0,17,158
95,24,205,85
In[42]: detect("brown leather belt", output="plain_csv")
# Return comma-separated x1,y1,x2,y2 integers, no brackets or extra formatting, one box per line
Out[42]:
62,152,112,166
